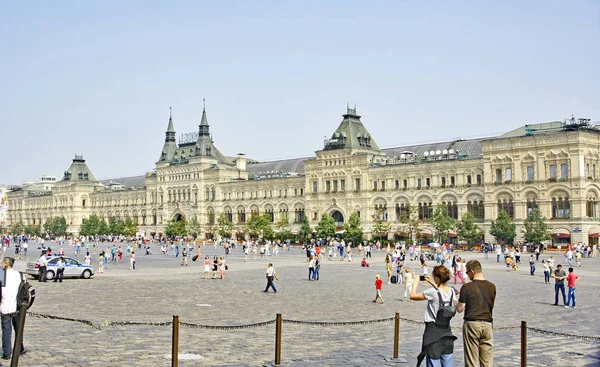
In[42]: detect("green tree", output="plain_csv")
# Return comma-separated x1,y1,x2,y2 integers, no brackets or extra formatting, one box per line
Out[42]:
490,210,516,245
108,217,125,236
216,213,233,239
122,217,138,237
315,213,335,239
44,216,68,236
523,209,551,244
398,204,420,245
23,224,41,237
343,211,363,245
80,214,104,236
430,204,456,243
97,218,109,236
165,217,187,237
186,216,202,239
297,216,312,242
456,212,482,247
246,213,273,240
10,221,24,235
274,216,292,241
371,209,391,242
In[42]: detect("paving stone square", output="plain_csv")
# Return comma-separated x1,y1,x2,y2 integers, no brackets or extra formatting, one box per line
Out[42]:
9,244,600,366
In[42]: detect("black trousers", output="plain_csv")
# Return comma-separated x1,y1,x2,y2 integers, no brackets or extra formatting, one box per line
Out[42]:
39,266,47,282
54,268,64,282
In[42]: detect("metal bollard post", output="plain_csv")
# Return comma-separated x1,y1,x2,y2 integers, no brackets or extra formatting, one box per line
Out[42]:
393,312,400,359
520,320,527,367
10,305,27,367
275,313,282,365
172,315,179,367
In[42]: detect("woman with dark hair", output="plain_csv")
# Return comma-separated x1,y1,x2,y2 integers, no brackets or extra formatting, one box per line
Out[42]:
411,265,458,367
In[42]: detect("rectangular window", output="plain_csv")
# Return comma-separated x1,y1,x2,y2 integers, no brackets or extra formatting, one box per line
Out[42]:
467,175,472,185
403,179,408,188
294,188,298,196
333,180,338,192
395,180,399,189
505,168,512,181
326,180,331,192
381,181,385,190
476,174,482,185
561,164,568,178
313,212,318,220
549,164,557,178
340,180,345,191
312,182,318,193
357,211,360,218
355,178,361,191
426,178,430,187
527,166,534,180
450,176,455,186
586,164,590,177
417,178,422,188
373,181,378,190
495,169,502,182
300,188,304,196
441,177,446,187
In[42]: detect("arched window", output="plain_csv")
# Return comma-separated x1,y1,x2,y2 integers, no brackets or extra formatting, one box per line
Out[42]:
526,198,538,215
444,201,458,219
374,204,388,221
586,197,597,218
551,197,570,218
395,203,409,221
497,199,514,219
418,202,432,220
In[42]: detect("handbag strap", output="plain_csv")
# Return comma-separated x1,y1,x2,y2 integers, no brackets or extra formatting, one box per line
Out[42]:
472,280,492,314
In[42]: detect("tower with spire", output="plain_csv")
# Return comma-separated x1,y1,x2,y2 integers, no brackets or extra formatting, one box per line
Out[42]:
191,101,233,165
321,104,381,153
157,107,178,163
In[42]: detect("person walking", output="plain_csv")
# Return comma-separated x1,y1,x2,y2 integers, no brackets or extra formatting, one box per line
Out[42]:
97,251,104,274
203,256,211,279
565,267,580,308
181,247,188,266
313,257,321,281
53,256,65,282
264,263,278,293
529,255,536,276
129,251,136,270
0,257,26,360
542,260,550,284
456,260,496,367
373,274,384,304
551,264,567,306
38,251,48,282
308,256,315,280
411,265,458,366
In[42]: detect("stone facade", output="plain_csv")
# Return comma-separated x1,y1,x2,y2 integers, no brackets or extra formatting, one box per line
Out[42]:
6,108,600,246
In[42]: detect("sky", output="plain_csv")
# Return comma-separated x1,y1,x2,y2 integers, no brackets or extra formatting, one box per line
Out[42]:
1,1,599,184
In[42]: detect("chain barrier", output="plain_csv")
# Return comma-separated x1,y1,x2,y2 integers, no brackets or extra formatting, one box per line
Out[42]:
283,317,395,326
179,320,276,330
25,312,600,341
527,327,600,341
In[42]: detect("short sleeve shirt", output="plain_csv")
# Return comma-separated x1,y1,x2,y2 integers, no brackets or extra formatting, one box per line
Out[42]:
423,287,456,323
567,272,577,288
266,267,275,277
458,279,496,322
554,269,566,284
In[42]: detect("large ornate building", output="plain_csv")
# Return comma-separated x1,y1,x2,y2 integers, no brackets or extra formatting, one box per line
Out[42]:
6,106,600,246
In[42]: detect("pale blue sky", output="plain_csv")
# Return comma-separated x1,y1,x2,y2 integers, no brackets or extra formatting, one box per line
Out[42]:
1,1,599,184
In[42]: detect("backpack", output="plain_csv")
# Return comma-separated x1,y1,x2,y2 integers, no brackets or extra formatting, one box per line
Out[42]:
434,288,456,327
17,272,35,310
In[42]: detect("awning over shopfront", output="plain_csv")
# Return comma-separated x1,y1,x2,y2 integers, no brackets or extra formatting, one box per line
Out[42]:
589,229,600,238
551,228,570,238
420,229,433,237
447,231,457,238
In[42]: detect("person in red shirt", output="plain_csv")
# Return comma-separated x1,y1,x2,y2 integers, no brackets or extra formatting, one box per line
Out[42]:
373,274,384,304
565,267,580,308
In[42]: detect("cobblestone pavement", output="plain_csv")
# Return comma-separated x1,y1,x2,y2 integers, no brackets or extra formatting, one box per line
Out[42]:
8,245,600,366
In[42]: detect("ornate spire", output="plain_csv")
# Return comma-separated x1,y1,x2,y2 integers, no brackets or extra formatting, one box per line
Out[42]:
158,107,177,162
199,99,210,136
165,107,175,142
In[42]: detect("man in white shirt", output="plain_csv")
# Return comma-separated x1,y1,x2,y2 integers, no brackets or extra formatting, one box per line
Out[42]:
38,252,48,282
264,263,278,293
1,257,26,360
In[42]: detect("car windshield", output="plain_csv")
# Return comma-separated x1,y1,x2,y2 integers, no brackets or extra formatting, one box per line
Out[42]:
48,258,59,264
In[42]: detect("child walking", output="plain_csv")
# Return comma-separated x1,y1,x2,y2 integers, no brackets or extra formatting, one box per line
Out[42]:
373,274,384,304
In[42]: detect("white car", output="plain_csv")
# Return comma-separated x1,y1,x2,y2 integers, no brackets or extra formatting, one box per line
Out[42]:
26,256,95,280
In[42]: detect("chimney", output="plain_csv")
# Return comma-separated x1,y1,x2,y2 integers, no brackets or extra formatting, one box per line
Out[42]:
236,153,247,171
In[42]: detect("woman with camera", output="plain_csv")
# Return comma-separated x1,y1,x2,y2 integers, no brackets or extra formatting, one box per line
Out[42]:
411,265,458,367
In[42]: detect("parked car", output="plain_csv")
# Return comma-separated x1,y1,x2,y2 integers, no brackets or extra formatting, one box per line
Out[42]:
26,256,94,280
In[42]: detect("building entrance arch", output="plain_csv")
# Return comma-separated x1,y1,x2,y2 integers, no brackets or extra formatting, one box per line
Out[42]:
331,210,344,227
